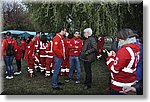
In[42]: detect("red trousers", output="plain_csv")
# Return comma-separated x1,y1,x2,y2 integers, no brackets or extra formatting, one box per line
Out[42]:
45,58,53,76
34,53,40,71
39,57,46,72
61,55,70,75
28,58,34,77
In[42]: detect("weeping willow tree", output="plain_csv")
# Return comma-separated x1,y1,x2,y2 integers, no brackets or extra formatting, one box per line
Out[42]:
25,1,143,37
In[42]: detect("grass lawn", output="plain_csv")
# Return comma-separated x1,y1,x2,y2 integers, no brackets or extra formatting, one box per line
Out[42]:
1,55,110,95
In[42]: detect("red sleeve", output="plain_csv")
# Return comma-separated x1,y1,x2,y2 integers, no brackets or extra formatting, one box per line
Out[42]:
53,36,63,58
2,39,7,51
106,47,130,73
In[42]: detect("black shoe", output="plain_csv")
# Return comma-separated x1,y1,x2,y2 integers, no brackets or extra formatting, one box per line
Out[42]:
53,87,63,90
83,86,91,90
58,82,64,85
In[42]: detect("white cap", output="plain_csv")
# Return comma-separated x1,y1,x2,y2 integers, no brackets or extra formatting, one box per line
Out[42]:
84,28,92,36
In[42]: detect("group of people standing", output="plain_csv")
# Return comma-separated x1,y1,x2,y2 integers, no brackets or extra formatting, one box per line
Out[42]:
1,27,143,95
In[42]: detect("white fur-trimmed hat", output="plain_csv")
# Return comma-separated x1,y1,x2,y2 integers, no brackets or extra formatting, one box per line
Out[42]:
84,28,92,36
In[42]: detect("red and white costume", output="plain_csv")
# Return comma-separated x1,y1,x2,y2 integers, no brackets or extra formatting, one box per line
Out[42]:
39,41,48,72
61,38,71,75
24,41,35,77
106,43,140,92
45,40,53,76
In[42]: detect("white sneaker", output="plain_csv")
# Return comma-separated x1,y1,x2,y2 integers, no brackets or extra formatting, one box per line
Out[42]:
6,76,9,79
14,71,22,75
6,76,12,79
75,81,80,84
10,76,13,79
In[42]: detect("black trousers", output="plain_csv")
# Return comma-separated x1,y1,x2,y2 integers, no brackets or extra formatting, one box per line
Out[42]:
84,61,92,87
16,59,21,72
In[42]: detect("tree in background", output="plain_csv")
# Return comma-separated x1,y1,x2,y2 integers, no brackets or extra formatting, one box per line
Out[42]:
2,0,143,37
26,1,142,37
2,1,33,31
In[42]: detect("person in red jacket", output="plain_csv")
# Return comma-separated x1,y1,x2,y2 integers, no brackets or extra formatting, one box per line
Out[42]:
52,27,66,90
61,32,71,75
106,28,140,95
24,35,35,78
39,33,48,73
45,39,53,77
34,32,41,72
14,37,22,75
65,31,83,84
97,35,105,59
2,32,17,79
21,38,26,58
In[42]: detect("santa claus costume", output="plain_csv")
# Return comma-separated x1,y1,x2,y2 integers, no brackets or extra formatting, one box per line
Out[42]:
106,29,140,95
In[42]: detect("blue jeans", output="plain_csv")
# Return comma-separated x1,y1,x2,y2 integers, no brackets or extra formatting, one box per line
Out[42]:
52,57,63,88
68,56,80,80
3,55,14,77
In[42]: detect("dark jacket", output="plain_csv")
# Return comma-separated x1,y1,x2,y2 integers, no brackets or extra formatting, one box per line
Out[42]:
131,80,143,95
80,36,97,62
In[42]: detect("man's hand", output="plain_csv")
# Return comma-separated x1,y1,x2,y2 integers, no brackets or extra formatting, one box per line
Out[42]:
109,51,116,57
120,87,136,94
105,49,116,57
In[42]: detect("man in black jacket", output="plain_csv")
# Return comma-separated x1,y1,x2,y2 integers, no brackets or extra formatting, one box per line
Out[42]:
80,28,97,90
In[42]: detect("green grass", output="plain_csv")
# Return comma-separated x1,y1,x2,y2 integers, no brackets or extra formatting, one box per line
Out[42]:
1,55,110,95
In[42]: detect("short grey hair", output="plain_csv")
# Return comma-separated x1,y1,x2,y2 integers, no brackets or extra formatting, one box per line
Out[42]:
84,28,92,36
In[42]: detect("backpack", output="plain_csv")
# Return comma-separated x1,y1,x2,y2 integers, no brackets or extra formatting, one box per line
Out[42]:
6,39,15,56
